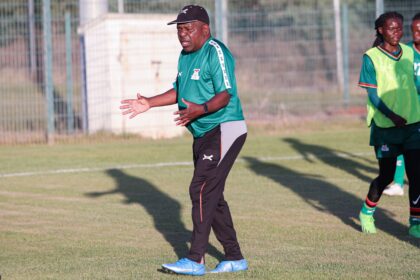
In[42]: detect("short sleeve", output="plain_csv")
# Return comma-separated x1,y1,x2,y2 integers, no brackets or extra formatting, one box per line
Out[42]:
209,42,234,95
358,54,377,89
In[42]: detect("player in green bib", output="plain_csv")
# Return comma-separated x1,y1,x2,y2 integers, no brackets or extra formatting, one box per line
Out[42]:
120,5,248,275
358,12,420,238
383,13,420,197
408,12,420,95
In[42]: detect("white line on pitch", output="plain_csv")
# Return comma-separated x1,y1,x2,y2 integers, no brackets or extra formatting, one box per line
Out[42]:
0,151,372,178
0,162,192,178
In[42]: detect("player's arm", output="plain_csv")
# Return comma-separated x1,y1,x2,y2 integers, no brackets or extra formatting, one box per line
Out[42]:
367,88,406,127
174,91,230,126
120,88,177,119
147,88,177,107
359,54,406,127
204,90,230,112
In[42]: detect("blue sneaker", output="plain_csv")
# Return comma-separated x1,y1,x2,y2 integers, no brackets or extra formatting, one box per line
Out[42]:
209,259,248,273
161,258,206,276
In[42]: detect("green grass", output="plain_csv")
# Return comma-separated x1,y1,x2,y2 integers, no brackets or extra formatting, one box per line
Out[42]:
0,120,419,279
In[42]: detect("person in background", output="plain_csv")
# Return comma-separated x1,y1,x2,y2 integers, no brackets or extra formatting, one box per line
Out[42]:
409,12,420,93
357,11,420,238
383,12,420,197
120,5,248,276
383,155,405,196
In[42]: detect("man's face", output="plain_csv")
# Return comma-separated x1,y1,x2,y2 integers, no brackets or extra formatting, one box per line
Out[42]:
379,18,403,47
412,19,420,46
177,21,209,53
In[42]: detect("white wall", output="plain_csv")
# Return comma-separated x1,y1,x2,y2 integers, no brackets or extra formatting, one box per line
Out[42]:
82,14,184,138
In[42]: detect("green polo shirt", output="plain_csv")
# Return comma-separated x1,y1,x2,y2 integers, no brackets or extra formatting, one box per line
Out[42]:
173,37,244,138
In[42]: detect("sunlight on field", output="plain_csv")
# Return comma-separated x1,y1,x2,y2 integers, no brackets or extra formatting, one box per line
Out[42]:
0,122,419,279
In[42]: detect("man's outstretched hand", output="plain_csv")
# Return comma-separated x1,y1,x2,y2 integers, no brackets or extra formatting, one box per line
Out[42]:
120,93,151,119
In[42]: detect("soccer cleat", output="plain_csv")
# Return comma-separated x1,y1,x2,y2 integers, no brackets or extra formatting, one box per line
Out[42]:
209,259,248,273
383,183,404,196
359,212,377,234
161,258,205,276
409,224,420,238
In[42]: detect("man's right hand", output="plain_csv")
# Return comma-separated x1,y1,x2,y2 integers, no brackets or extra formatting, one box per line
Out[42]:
120,93,151,119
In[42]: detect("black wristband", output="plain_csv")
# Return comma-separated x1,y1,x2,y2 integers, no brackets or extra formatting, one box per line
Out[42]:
203,103,208,113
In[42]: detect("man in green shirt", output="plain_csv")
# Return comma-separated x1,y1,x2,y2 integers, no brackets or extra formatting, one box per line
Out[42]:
120,5,248,276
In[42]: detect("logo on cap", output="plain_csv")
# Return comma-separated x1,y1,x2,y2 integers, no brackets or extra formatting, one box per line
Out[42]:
167,5,210,25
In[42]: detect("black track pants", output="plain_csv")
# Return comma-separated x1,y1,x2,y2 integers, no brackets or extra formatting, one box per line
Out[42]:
404,149,420,217
187,121,247,262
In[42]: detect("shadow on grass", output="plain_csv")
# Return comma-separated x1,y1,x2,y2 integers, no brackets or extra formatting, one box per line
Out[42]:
85,168,224,261
283,138,377,184
244,156,420,248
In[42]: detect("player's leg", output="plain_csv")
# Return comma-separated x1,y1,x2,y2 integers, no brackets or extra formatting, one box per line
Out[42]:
366,157,396,200
394,155,405,186
211,195,243,260
383,154,405,196
187,121,248,272
360,152,396,234
403,149,420,238
209,141,248,270
210,194,249,274
161,127,222,275
208,121,248,273
187,125,235,263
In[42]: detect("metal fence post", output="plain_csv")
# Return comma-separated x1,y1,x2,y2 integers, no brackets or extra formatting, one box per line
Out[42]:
334,0,344,96
342,3,349,107
376,0,384,18
28,0,36,79
65,10,74,134
79,36,89,134
215,0,228,45
118,0,124,13
43,0,54,143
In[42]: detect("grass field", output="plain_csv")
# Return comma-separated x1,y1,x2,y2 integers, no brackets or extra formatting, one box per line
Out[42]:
0,120,419,279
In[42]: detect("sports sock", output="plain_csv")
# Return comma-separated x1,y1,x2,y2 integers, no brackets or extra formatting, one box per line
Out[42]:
361,197,377,215
393,155,405,186
409,208,420,226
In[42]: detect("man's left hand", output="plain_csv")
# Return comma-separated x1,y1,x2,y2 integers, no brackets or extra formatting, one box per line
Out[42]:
174,98,205,126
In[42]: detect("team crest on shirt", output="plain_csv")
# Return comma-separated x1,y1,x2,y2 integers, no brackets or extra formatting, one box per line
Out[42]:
381,145,389,152
191,69,201,80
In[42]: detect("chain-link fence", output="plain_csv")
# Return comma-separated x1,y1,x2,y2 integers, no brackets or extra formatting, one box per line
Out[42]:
0,0,418,144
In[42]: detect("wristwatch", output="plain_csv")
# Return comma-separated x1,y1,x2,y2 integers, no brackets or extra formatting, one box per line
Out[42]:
203,103,208,113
